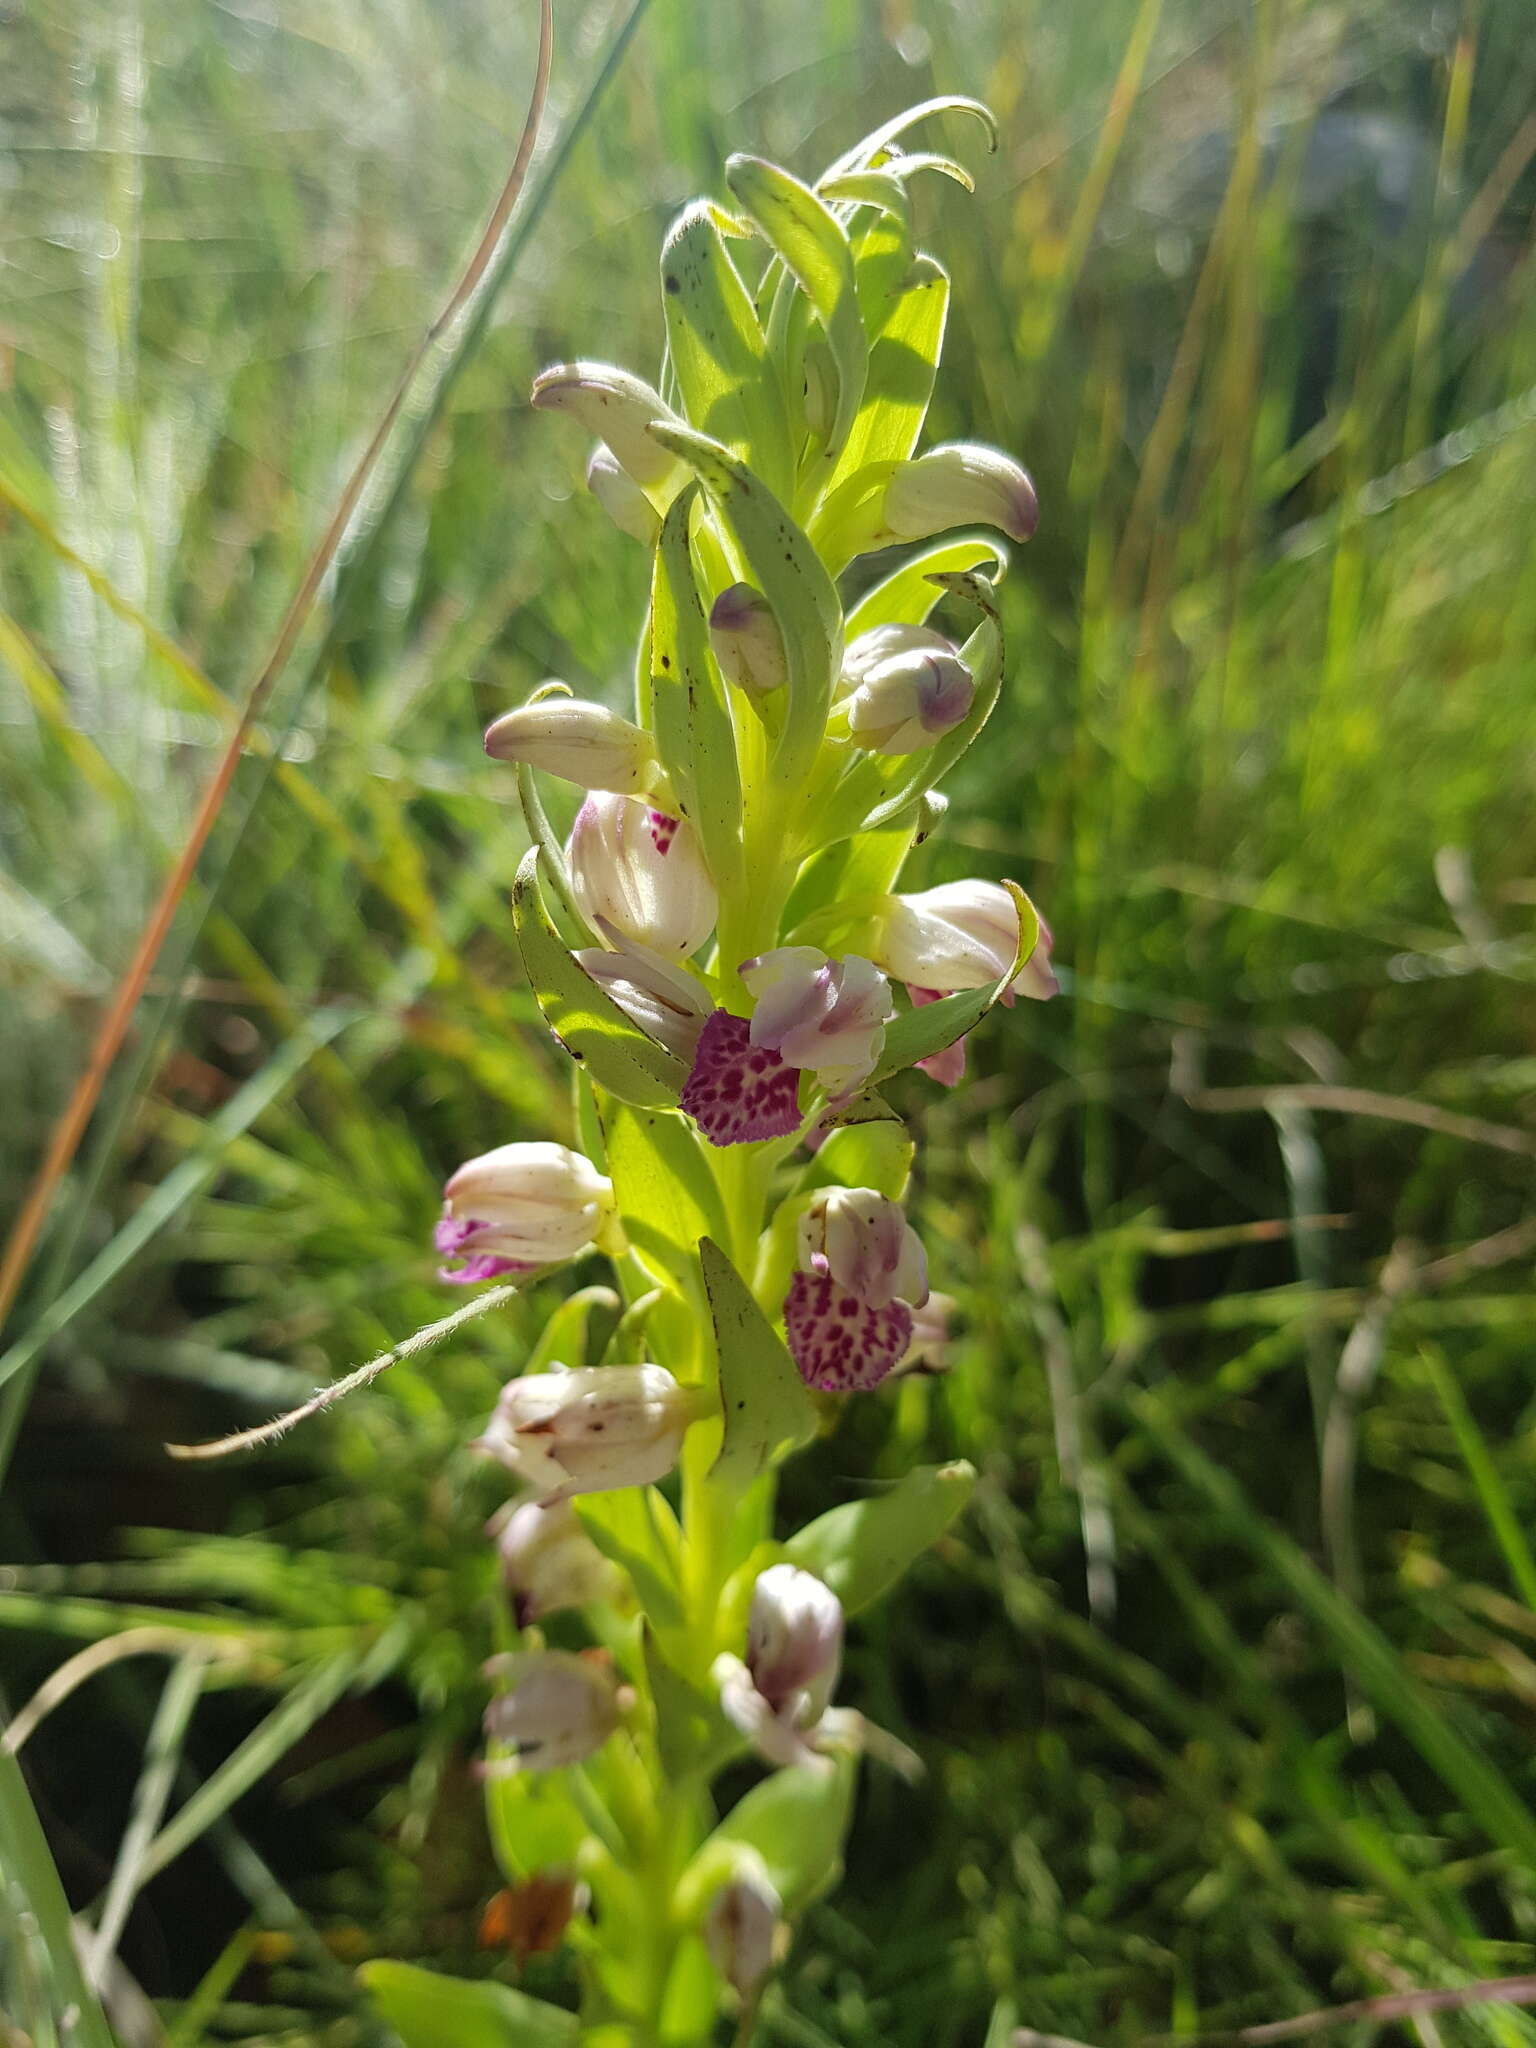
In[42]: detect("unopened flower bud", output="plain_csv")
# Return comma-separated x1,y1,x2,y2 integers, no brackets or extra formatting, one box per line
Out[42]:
476,1365,692,1502
530,361,682,488
883,441,1038,544
704,1863,784,2000
871,881,1057,999
838,623,955,697
483,1650,622,1772
586,445,660,544
568,795,718,960
741,947,893,1096
493,1498,618,1625
708,583,787,698
844,642,974,755
798,1187,928,1311
484,698,655,795
574,923,712,1058
747,1564,844,1722
435,1142,615,1283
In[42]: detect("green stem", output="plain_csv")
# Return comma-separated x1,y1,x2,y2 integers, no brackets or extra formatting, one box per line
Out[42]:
602,1127,779,2037
681,1422,738,1660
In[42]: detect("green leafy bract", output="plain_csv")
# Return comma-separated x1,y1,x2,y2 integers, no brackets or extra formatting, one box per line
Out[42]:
834,253,949,490
700,1235,816,1488
704,1753,856,1911
643,1624,736,1781
515,759,591,947
821,96,998,181
482,1770,590,1886
845,537,1006,640
526,1284,622,1372
597,1096,731,1302
785,1460,976,1614
650,489,743,896
726,154,866,469
660,201,792,500
824,152,975,201
798,1116,913,1202
360,1961,577,2047
818,168,912,233
782,820,917,933
648,422,839,796
511,848,688,1109
575,1484,685,1635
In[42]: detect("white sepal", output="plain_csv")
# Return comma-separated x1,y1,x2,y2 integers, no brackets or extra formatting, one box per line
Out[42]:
568,794,718,960
476,1364,692,1503
882,440,1038,544
484,698,655,794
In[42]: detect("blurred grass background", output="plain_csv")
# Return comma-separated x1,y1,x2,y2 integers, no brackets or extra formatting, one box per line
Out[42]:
3,0,1536,2042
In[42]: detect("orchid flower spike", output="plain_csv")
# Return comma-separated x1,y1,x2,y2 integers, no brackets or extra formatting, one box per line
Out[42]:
586,444,661,544
840,634,974,756
837,622,956,695
709,582,788,698
798,1187,928,1309
744,948,893,1094
530,361,683,489
704,1861,785,2000
568,793,718,960
434,1141,616,1284
900,1290,957,1375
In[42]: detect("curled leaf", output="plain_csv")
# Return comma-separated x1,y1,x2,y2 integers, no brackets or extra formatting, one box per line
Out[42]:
727,154,866,466
661,202,793,500
822,97,998,182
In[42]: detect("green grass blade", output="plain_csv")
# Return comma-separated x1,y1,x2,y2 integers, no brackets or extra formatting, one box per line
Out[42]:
85,1653,206,1986
1130,1388,1536,1870
0,1007,359,1403
0,1750,118,2048
133,1653,363,1891
1420,1344,1536,1612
